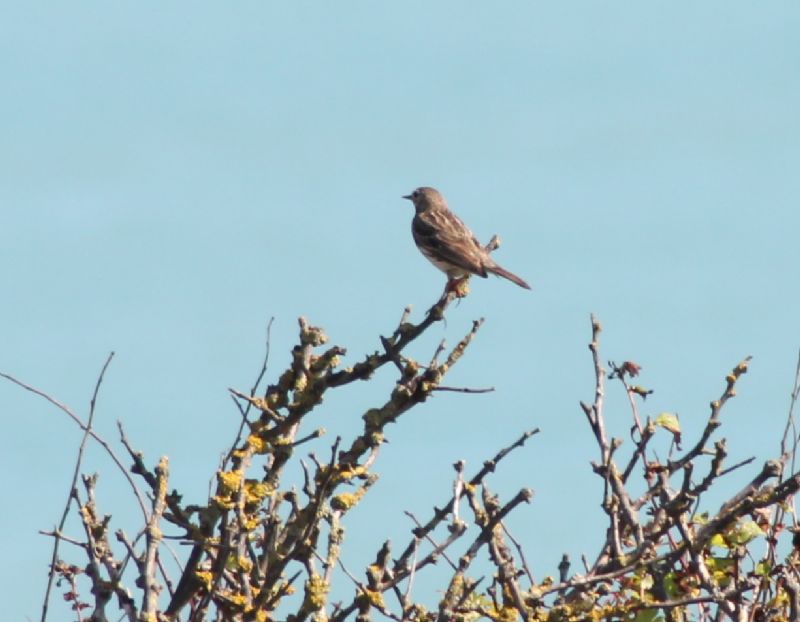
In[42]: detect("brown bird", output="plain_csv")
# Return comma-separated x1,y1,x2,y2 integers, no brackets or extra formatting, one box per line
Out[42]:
403,186,531,291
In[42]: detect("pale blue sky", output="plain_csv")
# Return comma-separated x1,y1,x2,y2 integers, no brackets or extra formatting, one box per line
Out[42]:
2,3,799,619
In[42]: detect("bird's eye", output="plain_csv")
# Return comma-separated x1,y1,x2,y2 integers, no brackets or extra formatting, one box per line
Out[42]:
412,189,420,198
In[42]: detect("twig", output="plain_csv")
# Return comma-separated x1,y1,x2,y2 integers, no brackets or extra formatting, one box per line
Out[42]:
452,460,465,527
608,360,645,437
780,348,800,460
718,456,756,478
432,386,495,394
141,457,169,618
223,317,275,468
781,348,800,523
403,537,420,606
326,293,458,388
392,428,539,578
34,352,114,622
502,523,535,585
38,530,87,549
429,339,447,369
404,511,458,571
668,356,752,474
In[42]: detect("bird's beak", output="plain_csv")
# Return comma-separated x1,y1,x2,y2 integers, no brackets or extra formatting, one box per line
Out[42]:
402,194,412,200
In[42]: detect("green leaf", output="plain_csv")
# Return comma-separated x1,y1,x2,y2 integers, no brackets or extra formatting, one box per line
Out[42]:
707,556,735,586
662,572,681,599
707,556,735,572
755,561,772,577
709,533,728,549
654,412,680,434
633,609,663,622
730,520,764,545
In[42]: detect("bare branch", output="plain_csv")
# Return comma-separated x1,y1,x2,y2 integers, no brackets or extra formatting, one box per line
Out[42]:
22,352,116,622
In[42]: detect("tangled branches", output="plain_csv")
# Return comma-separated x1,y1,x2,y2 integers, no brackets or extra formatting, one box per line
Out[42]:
6,298,800,621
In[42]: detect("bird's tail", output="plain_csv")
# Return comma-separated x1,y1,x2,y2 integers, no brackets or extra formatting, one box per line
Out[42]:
487,264,532,290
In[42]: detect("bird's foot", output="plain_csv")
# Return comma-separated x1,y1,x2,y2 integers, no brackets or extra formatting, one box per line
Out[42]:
445,277,471,299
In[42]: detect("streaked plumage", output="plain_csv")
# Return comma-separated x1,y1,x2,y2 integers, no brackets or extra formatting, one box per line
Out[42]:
403,187,531,290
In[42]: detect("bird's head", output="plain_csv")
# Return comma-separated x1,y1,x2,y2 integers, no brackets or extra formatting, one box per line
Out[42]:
402,186,446,213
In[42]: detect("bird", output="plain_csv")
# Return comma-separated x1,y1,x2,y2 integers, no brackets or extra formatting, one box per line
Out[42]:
402,186,531,291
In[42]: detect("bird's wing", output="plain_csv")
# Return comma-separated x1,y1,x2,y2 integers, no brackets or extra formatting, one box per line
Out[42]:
413,208,488,276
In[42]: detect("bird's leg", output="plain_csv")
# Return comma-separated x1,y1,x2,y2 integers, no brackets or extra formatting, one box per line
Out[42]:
445,276,471,299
